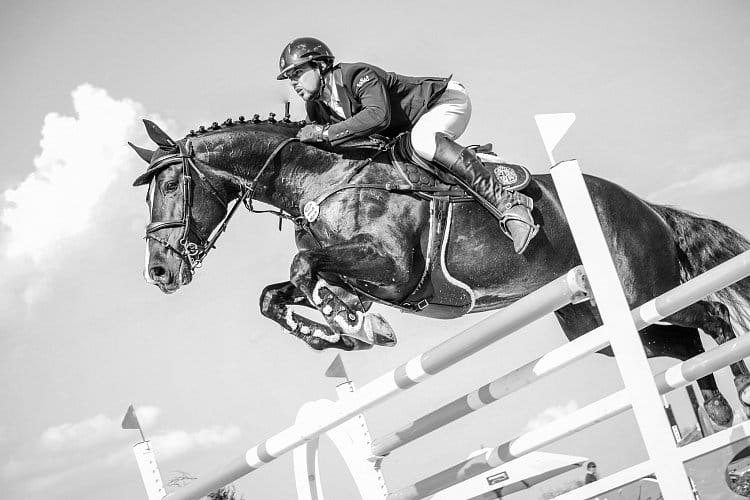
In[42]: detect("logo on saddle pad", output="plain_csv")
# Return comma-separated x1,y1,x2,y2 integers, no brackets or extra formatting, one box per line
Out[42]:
494,165,518,186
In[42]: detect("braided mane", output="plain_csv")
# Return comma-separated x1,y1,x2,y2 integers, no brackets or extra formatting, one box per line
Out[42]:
184,112,306,140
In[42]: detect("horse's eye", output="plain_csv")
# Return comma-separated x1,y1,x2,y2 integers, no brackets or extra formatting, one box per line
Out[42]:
163,180,179,193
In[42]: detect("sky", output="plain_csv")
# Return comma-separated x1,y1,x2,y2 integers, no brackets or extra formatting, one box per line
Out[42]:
1,1,749,499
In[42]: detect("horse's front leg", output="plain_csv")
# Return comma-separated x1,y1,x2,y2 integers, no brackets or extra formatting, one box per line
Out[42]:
259,281,370,351
289,235,402,348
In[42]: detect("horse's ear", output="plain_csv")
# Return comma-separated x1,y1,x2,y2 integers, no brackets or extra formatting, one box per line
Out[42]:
128,142,155,163
143,119,176,148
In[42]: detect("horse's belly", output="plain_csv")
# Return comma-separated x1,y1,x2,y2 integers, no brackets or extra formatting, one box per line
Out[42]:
439,201,572,310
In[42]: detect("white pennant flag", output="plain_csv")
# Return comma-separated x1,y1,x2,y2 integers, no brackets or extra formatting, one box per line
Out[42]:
535,113,576,164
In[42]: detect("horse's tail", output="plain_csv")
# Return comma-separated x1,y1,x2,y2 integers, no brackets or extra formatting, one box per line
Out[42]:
649,203,750,331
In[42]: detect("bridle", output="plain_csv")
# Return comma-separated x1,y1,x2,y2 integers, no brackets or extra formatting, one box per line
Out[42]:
145,137,299,272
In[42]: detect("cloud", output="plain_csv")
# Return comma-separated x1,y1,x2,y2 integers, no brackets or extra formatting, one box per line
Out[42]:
0,84,150,262
2,408,161,482
150,426,242,461
648,161,750,203
0,84,177,313
40,414,120,451
2,407,241,497
40,406,160,451
13,425,241,498
523,401,579,433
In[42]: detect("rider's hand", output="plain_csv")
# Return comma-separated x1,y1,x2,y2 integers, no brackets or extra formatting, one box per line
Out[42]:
297,124,328,143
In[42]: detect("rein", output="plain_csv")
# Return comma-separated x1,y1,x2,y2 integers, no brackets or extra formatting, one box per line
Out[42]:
239,137,304,228
145,137,299,272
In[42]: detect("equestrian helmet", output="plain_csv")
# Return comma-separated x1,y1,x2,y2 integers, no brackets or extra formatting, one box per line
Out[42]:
277,37,334,80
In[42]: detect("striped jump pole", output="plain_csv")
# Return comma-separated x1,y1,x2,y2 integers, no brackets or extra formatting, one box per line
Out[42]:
386,327,750,500
163,267,588,500
554,417,750,500
371,249,750,457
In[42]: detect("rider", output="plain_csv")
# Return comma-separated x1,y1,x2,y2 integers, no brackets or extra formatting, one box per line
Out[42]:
277,37,538,254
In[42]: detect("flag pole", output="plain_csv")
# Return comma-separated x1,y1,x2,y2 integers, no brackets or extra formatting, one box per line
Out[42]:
123,404,166,500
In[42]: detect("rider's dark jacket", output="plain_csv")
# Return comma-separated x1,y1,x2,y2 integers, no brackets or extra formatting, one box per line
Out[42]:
305,62,451,146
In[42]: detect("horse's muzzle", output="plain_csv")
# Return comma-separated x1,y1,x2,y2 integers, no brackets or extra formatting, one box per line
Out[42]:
147,261,192,293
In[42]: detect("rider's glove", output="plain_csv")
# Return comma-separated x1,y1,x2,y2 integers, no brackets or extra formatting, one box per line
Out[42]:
297,124,328,143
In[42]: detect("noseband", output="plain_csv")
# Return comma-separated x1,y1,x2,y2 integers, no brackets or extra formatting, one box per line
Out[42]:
145,137,298,273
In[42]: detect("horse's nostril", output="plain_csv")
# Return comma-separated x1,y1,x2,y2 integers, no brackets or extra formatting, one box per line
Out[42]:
150,265,167,279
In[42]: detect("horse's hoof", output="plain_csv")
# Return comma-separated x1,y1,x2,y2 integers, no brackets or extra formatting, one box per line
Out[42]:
704,393,734,427
735,375,750,407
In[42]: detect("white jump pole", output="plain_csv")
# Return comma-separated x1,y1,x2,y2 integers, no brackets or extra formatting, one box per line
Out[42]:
555,417,750,500
385,315,750,500
372,249,750,457
428,451,588,500
163,267,588,500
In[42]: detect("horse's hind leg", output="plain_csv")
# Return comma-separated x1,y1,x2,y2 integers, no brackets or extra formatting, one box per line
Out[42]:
258,281,369,351
666,300,750,420
639,324,734,427
555,304,735,427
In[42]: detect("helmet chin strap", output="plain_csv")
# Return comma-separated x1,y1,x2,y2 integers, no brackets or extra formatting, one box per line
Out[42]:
314,64,332,101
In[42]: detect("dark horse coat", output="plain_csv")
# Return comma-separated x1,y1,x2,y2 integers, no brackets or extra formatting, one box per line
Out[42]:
132,118,750,428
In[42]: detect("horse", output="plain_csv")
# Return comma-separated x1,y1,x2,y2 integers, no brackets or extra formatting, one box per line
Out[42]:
130,116,750,428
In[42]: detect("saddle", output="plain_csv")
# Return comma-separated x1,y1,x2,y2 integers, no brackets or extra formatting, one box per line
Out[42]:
321,133,531,201
388,134,531,200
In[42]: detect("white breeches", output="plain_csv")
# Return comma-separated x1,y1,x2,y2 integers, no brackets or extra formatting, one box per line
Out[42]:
410,80,472,161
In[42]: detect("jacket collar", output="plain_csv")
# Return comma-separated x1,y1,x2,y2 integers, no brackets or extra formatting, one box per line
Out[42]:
330,65,352,118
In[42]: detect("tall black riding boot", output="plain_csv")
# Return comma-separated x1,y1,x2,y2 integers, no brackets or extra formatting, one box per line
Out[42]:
432,133,539,254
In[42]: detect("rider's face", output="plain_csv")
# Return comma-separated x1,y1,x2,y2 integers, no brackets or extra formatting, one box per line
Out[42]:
288,63,321,101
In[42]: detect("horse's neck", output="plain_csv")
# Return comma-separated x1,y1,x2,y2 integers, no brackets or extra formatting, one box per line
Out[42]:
190,130,345,216
265,143,353,215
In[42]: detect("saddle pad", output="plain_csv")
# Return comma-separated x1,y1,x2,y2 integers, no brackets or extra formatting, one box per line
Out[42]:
477,153,531,191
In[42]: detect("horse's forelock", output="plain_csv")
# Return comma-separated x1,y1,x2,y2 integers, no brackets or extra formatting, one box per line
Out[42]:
132,146,181,186
147,176,156,211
